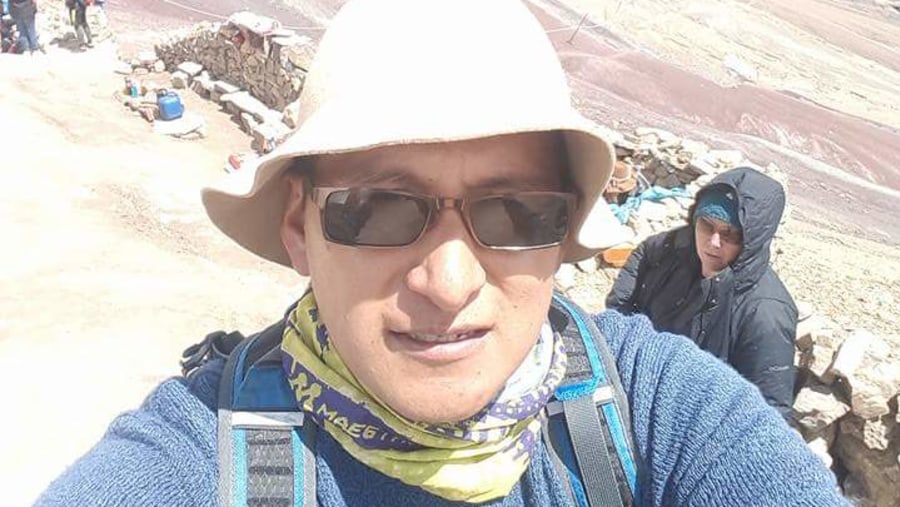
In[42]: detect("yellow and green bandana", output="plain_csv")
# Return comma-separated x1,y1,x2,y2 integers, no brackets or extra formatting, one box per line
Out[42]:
280,291,567,503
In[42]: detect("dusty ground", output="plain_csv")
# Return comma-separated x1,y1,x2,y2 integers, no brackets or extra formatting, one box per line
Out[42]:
0,44,303,506
2,1,899,505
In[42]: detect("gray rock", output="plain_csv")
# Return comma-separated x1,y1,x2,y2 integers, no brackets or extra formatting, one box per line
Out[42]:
138,50,157,66
575,257,599,274
796,301,814,322
114,61,133,75
806,437,833,469
841,335,900,419
213,80,241,95
171,71,189,90
250,120,291,153
792,384,850,432
281,99,300,129
177,61,204,77
221,91,280,125
554,264,578,291
830,329,875,381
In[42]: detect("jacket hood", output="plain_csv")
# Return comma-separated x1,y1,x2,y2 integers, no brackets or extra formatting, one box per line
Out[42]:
690,167,785,290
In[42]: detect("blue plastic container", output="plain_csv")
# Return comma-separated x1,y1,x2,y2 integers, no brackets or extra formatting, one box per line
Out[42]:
158,91,184,121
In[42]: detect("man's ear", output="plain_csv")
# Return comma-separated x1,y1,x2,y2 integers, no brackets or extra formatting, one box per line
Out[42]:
281,175,311,276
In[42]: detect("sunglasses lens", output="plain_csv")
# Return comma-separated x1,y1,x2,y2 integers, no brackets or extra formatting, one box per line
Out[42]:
470,194,571,248
323,189,429,246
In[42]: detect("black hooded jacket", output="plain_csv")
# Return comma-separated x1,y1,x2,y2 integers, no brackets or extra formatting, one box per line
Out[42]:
606,167,798,418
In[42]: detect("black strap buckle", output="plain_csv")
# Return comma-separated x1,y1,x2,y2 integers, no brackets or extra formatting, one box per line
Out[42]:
180,330,245,376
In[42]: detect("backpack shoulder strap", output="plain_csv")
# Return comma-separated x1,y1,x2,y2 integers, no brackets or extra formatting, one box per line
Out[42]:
545,293,639,507
216,320,317,507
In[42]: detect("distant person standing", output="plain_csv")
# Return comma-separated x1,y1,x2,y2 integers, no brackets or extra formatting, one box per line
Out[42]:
606,167,799,419
92,0,107,30
8,0,43,54
66,0,92,48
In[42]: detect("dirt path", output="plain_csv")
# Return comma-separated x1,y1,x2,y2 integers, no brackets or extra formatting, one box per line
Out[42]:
0,44,304,506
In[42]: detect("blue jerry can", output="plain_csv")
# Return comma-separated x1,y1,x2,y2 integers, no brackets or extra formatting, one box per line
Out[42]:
158,91,185,121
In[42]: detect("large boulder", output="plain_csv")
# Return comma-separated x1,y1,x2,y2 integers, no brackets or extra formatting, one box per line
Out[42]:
793,383,850,433
831,332,900,419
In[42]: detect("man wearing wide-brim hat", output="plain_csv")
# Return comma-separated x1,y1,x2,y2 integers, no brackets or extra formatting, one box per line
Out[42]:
35,1,847,506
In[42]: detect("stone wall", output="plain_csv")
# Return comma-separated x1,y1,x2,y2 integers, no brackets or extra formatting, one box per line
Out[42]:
793,315,900,507
154,12,314,112
594,126,790,248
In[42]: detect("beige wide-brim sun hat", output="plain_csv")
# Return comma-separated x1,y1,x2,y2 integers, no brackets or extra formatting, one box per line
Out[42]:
202,0,632,266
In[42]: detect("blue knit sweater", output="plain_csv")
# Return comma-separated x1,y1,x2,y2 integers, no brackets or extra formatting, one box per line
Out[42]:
35,311,848,506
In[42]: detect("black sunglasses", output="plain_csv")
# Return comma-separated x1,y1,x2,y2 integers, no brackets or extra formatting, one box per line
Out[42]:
310,187,577,250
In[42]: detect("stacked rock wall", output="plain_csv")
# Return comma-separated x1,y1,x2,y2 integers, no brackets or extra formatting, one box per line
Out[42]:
602,127,790,247
793,313,900,507
154,12,314,112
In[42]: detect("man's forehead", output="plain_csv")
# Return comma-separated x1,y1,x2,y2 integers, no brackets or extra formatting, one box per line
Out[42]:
309,133,568,189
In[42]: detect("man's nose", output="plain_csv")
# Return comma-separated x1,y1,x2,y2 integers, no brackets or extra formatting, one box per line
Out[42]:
709,231,722,248
405,209,486,313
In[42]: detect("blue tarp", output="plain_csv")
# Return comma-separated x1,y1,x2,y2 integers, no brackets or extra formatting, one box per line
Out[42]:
608,186,692,224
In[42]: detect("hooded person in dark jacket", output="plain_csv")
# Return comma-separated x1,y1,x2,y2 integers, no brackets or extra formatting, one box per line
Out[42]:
606,166,798,418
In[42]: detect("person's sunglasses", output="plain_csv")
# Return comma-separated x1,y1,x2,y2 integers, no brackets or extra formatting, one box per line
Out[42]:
310,187,577,250
696,216,742,245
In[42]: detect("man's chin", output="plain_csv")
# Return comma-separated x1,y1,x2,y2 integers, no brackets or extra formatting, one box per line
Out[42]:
389,391,496,424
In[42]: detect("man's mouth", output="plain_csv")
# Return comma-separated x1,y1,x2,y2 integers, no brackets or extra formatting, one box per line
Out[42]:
406,330,486,343
389,328,491,364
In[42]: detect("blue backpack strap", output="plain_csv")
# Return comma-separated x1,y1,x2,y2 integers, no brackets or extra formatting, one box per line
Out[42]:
217,320,317,507
545,293,639,507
